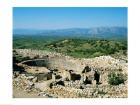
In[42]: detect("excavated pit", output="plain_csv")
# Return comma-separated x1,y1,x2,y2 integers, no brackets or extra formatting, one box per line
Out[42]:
21,56,84,73
22,59,49,67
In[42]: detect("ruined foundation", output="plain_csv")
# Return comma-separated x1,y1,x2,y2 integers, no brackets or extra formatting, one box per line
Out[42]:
13,49,128,98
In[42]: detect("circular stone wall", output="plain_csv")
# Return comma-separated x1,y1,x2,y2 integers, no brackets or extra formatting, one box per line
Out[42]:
21,57,84,73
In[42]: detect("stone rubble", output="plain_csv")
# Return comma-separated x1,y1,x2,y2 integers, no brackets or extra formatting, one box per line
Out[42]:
13,49,128,98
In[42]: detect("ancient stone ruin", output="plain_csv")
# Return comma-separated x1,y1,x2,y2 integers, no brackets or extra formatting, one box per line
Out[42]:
13,49,128,98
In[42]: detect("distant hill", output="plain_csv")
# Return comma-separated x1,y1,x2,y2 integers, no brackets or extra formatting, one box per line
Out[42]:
13,27,127,40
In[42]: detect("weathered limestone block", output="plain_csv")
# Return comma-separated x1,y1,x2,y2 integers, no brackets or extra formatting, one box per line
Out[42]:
35,73,52,81
35,81,51,91
92,80,96,87
62,70,71,81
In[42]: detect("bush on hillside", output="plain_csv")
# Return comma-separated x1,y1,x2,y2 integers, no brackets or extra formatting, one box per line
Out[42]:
108,72,126,85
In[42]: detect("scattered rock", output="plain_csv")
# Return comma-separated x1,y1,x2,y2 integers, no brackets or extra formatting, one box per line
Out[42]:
13,49,128,98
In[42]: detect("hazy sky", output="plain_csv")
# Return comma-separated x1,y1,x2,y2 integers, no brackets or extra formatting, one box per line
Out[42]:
13,7,127,29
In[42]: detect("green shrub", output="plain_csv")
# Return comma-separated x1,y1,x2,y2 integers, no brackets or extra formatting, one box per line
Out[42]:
92,52,104,57
108,72,126,85
13,38,127,58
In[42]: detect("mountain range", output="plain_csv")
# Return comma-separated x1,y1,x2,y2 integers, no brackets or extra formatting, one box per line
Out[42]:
13,27,127,39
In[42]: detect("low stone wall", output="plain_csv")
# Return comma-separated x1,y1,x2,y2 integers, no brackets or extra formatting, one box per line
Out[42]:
16,49,85,73
15,49,128,85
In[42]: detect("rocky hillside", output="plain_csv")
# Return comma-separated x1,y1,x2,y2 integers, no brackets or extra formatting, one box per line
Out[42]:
13,49,128,98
